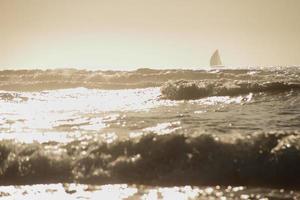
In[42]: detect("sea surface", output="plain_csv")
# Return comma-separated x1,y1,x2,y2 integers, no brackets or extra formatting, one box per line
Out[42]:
0,66,299,199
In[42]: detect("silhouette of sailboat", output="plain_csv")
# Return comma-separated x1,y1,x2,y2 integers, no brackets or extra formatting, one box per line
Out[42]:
210,49,222,67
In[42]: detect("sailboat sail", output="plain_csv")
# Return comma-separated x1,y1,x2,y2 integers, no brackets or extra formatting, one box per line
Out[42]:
210,49,222,66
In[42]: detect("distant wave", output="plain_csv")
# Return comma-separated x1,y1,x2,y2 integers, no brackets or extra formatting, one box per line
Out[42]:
161,80,300,100
0,67,299,91
1,131,300,188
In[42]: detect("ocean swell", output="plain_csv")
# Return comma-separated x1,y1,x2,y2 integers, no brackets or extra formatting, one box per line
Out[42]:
0,67,299,91
1,131,300,188
161,80,300,100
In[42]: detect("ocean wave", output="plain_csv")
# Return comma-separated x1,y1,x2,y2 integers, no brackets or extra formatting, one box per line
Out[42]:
161,80,300,100
1,131,300,188
0,67,299,91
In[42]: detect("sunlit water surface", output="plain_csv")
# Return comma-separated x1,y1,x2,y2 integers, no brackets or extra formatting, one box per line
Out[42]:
0,67,300,199
1,87,298,143
0,184,298,200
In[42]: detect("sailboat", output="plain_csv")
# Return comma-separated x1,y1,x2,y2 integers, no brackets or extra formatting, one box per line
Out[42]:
210,49,223,67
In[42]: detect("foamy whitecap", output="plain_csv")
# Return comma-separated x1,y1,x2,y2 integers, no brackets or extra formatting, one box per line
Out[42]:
161,79,300,100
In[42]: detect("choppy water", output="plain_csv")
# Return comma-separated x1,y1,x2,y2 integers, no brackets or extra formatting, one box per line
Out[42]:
0,67,299,199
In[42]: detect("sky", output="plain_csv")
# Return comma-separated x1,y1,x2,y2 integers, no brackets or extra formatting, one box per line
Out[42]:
0,0,300,70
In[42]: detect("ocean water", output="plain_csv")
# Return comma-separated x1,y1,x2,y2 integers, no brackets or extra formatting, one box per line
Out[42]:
0,67,299,199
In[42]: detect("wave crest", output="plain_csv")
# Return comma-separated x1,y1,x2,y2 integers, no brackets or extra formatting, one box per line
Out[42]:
161,80,300,100
1,131,300,187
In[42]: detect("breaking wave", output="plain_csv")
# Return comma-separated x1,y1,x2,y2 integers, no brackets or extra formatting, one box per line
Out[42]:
161,80,300,100
1,131,300,188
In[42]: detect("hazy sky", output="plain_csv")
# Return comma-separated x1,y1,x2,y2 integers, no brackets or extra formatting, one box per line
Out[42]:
0,0,299,70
